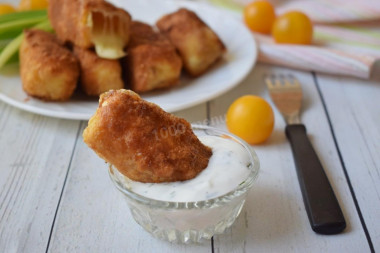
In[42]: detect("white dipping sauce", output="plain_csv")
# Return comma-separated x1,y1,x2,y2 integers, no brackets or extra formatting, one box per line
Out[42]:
125,135,252,202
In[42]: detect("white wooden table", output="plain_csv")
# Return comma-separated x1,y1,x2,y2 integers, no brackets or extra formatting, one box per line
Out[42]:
0,62,379,252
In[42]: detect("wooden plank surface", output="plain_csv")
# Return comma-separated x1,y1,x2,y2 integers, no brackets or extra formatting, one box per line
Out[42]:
1,64,377,252
46,105,213,253
208,63,371,252
0,105,80,252
0,0,377,250
316,71,380,251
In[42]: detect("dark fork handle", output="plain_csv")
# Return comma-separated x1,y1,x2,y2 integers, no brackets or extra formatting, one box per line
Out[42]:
285,124,346,234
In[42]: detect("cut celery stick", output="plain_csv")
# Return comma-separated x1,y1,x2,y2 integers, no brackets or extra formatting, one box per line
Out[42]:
0,10,47,24
0,39,11,49
0,10,48,40
0,19,52,69
0,35,23,69
0,16,47,34
5,51,19,64
0,29,24,40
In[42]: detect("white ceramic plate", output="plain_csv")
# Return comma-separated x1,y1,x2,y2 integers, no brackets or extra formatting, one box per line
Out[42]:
0,0,257,120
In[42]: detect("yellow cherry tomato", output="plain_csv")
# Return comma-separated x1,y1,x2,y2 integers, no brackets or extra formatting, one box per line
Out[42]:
272,11,313,44
0,4,16,15
244,0,276,34
226,95,274,145
19,0,49,10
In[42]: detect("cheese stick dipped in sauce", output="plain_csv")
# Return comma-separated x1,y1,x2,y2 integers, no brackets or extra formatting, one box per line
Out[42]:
122,135,252,202
83,89,212,183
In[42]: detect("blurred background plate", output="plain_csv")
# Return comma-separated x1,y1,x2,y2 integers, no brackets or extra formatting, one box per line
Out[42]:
0,0,257,120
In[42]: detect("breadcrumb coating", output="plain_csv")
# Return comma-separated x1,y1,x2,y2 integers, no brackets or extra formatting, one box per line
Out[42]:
20,29,79,101
125,21,182,93
157,8,225,76
83,89,212,183
74,47,124,96
49,0,131,55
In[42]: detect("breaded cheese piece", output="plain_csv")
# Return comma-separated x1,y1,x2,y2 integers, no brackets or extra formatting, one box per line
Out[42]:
74,47,124,96
20,30,79,101
49,0,131,59
156,8,226,76
125,21,182,93
83,89,212,183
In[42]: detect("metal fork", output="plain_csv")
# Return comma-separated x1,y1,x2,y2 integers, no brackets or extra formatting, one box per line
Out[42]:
266,75,346,235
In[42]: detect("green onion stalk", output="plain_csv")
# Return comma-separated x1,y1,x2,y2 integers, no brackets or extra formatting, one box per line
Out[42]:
0,10,53,69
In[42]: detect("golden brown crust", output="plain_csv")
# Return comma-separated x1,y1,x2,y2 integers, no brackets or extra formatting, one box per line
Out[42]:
83,89,212,183
49,0,131,50
49,0,91,48
73,47,124,96
156,8,226,76
124,21,182,93
20,30,79,101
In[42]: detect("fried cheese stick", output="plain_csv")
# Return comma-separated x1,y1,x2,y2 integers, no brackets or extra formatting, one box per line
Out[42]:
49,0,131,59
125,21,182,93
156,8,225,76
20,30,79,101
74,47,124,96
83,89,212,183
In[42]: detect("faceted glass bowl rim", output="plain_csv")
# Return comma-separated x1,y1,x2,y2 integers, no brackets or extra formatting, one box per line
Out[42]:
108,124,260,209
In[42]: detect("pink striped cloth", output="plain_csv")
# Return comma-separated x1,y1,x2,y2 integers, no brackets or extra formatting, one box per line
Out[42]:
207,0,380,78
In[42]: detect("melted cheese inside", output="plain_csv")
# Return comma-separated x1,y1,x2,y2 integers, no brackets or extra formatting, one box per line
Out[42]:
87,11,128,59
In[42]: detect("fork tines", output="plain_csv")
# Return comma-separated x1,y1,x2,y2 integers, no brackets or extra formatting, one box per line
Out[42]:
265,74,303,124
265,74,301,90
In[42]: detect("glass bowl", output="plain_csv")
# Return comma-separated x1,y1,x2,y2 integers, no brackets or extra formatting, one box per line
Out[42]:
108,125,260,243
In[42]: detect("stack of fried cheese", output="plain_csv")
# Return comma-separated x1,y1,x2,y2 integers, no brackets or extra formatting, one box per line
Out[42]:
20,2,226,102
21,0,131,101
83,89,212,183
